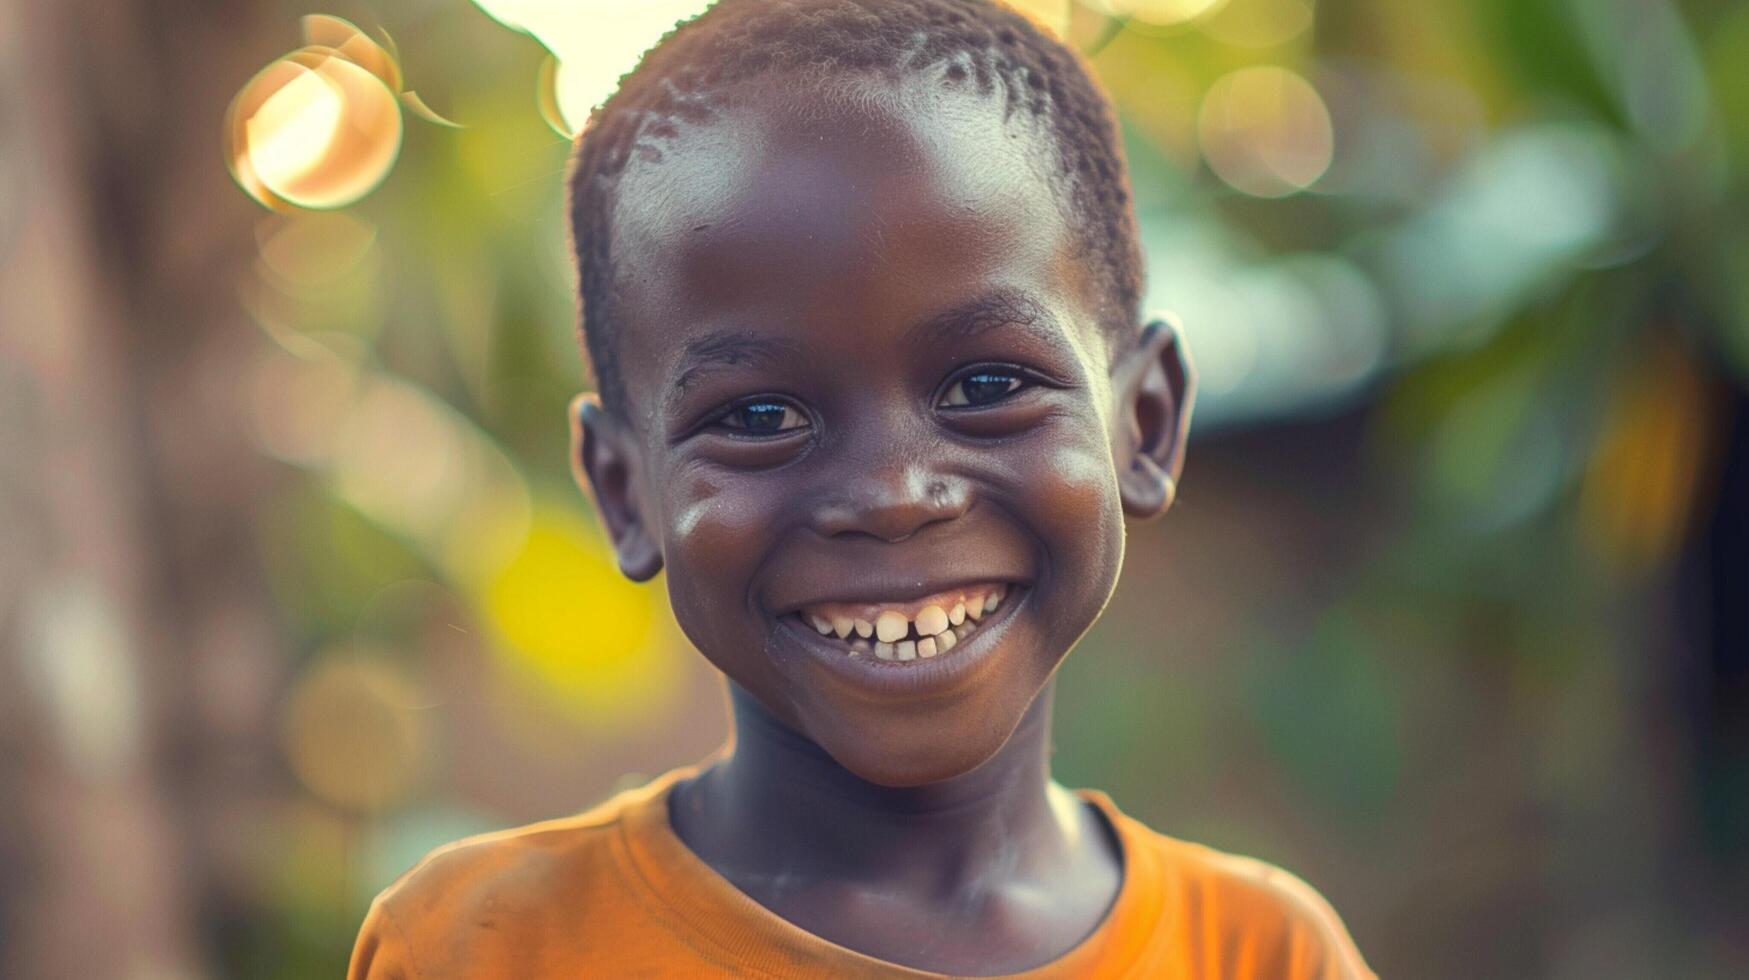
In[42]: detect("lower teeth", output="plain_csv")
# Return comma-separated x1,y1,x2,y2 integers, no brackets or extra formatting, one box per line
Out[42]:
808,614,986,660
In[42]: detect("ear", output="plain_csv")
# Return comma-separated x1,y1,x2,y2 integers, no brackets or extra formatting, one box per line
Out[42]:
1110,315,1196,520
569,393,663,581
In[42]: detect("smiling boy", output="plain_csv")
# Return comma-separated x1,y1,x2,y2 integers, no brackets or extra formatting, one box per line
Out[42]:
348,1,1374,976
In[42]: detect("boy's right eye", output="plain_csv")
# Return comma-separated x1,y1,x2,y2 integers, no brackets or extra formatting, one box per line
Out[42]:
714,399,809,435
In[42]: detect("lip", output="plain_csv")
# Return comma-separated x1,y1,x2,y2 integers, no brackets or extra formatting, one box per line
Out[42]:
773,582,1030,702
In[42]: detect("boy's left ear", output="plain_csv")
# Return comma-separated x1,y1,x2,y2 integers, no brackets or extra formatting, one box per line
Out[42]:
1110,314,1196,520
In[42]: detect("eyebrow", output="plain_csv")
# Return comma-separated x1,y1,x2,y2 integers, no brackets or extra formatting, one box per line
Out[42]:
664,289,1069,412
669,330,805,401
904,288,1058,347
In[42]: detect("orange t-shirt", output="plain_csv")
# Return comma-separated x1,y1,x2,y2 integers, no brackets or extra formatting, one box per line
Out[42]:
348,766,1376,978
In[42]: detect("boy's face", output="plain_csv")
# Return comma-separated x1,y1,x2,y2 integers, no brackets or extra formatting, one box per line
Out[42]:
575,78,1190,786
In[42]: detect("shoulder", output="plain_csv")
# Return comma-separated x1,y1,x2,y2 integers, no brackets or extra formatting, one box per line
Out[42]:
1163,834,1355,933
375,802,625,923
1096,799,1377,980
348,772,680,979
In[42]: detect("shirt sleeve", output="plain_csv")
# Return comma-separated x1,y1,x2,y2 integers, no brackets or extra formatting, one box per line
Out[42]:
347,897,420,980
1273,866,1377,980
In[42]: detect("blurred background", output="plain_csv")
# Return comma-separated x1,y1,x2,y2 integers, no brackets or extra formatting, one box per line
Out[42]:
2,0,1746,976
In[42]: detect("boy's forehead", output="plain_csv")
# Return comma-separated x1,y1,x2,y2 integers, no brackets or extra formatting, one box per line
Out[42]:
608,79,1052,254
606,78,1102,410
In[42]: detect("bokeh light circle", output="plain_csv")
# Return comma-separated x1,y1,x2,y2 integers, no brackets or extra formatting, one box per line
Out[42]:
1092,0,1231,28
301,14,403,92
482,506,680,729
280,652,428,813
226,47,404,211
1197,65,1333,198
1200,0,1315,48
254,210,379,290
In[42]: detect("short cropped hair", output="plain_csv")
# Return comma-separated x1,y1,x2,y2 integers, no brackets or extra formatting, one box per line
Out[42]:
566,0,1142,414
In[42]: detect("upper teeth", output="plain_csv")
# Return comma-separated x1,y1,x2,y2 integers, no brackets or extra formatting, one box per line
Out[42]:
797,585,1009,659
875,611,907,643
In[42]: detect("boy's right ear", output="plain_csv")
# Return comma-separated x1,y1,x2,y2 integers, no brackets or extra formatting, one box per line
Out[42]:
569,393,663,582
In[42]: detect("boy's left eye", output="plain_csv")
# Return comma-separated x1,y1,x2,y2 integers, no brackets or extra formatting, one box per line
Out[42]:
715,399,808,435
941,368,1027,407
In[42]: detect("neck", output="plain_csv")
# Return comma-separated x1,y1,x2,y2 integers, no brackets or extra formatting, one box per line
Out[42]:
673,680,1084,892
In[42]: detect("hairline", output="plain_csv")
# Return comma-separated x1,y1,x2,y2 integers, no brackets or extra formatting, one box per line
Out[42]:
567,3,1143,417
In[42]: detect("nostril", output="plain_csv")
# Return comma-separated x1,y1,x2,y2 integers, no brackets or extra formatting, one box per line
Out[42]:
808,467,970,541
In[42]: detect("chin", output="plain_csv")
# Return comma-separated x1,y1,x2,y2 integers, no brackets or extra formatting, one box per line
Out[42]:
831,741,997,788
803,700,1032,788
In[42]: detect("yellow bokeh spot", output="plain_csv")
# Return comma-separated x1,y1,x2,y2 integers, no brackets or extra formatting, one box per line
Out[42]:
483,506,680,728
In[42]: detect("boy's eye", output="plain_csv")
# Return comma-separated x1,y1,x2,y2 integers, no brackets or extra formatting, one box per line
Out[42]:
941,369,1026,407
716,399,808,434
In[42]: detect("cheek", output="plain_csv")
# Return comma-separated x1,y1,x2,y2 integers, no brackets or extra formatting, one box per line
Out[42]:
1017,420,1125,605
656,468,777,643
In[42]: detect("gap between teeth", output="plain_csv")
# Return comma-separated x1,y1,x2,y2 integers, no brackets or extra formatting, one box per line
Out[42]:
802,587,1007,660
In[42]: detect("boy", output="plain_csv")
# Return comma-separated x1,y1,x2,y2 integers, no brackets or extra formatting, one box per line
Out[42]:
349,0,1376,976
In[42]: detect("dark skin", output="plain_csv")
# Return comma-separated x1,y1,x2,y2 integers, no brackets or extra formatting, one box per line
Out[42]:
572,75,1193,974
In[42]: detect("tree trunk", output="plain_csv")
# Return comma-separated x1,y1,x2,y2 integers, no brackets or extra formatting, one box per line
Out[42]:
0,1,283,976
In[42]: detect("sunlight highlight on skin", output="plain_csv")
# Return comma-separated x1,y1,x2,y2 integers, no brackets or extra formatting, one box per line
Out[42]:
673,496,721,543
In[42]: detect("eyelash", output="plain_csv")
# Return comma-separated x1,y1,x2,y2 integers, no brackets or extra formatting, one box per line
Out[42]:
713,398,808,436
941,368,1029,408
706,366,1038,437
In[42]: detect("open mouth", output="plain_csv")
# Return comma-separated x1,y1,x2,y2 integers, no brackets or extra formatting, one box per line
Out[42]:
787,583,1015,663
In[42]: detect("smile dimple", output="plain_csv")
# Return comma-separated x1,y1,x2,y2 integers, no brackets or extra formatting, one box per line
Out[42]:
795,584,1010,662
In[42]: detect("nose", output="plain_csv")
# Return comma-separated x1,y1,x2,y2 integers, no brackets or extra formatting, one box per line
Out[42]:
809,457,972,542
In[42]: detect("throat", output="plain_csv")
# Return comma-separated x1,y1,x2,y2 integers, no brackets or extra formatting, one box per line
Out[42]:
666,682,1123,973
